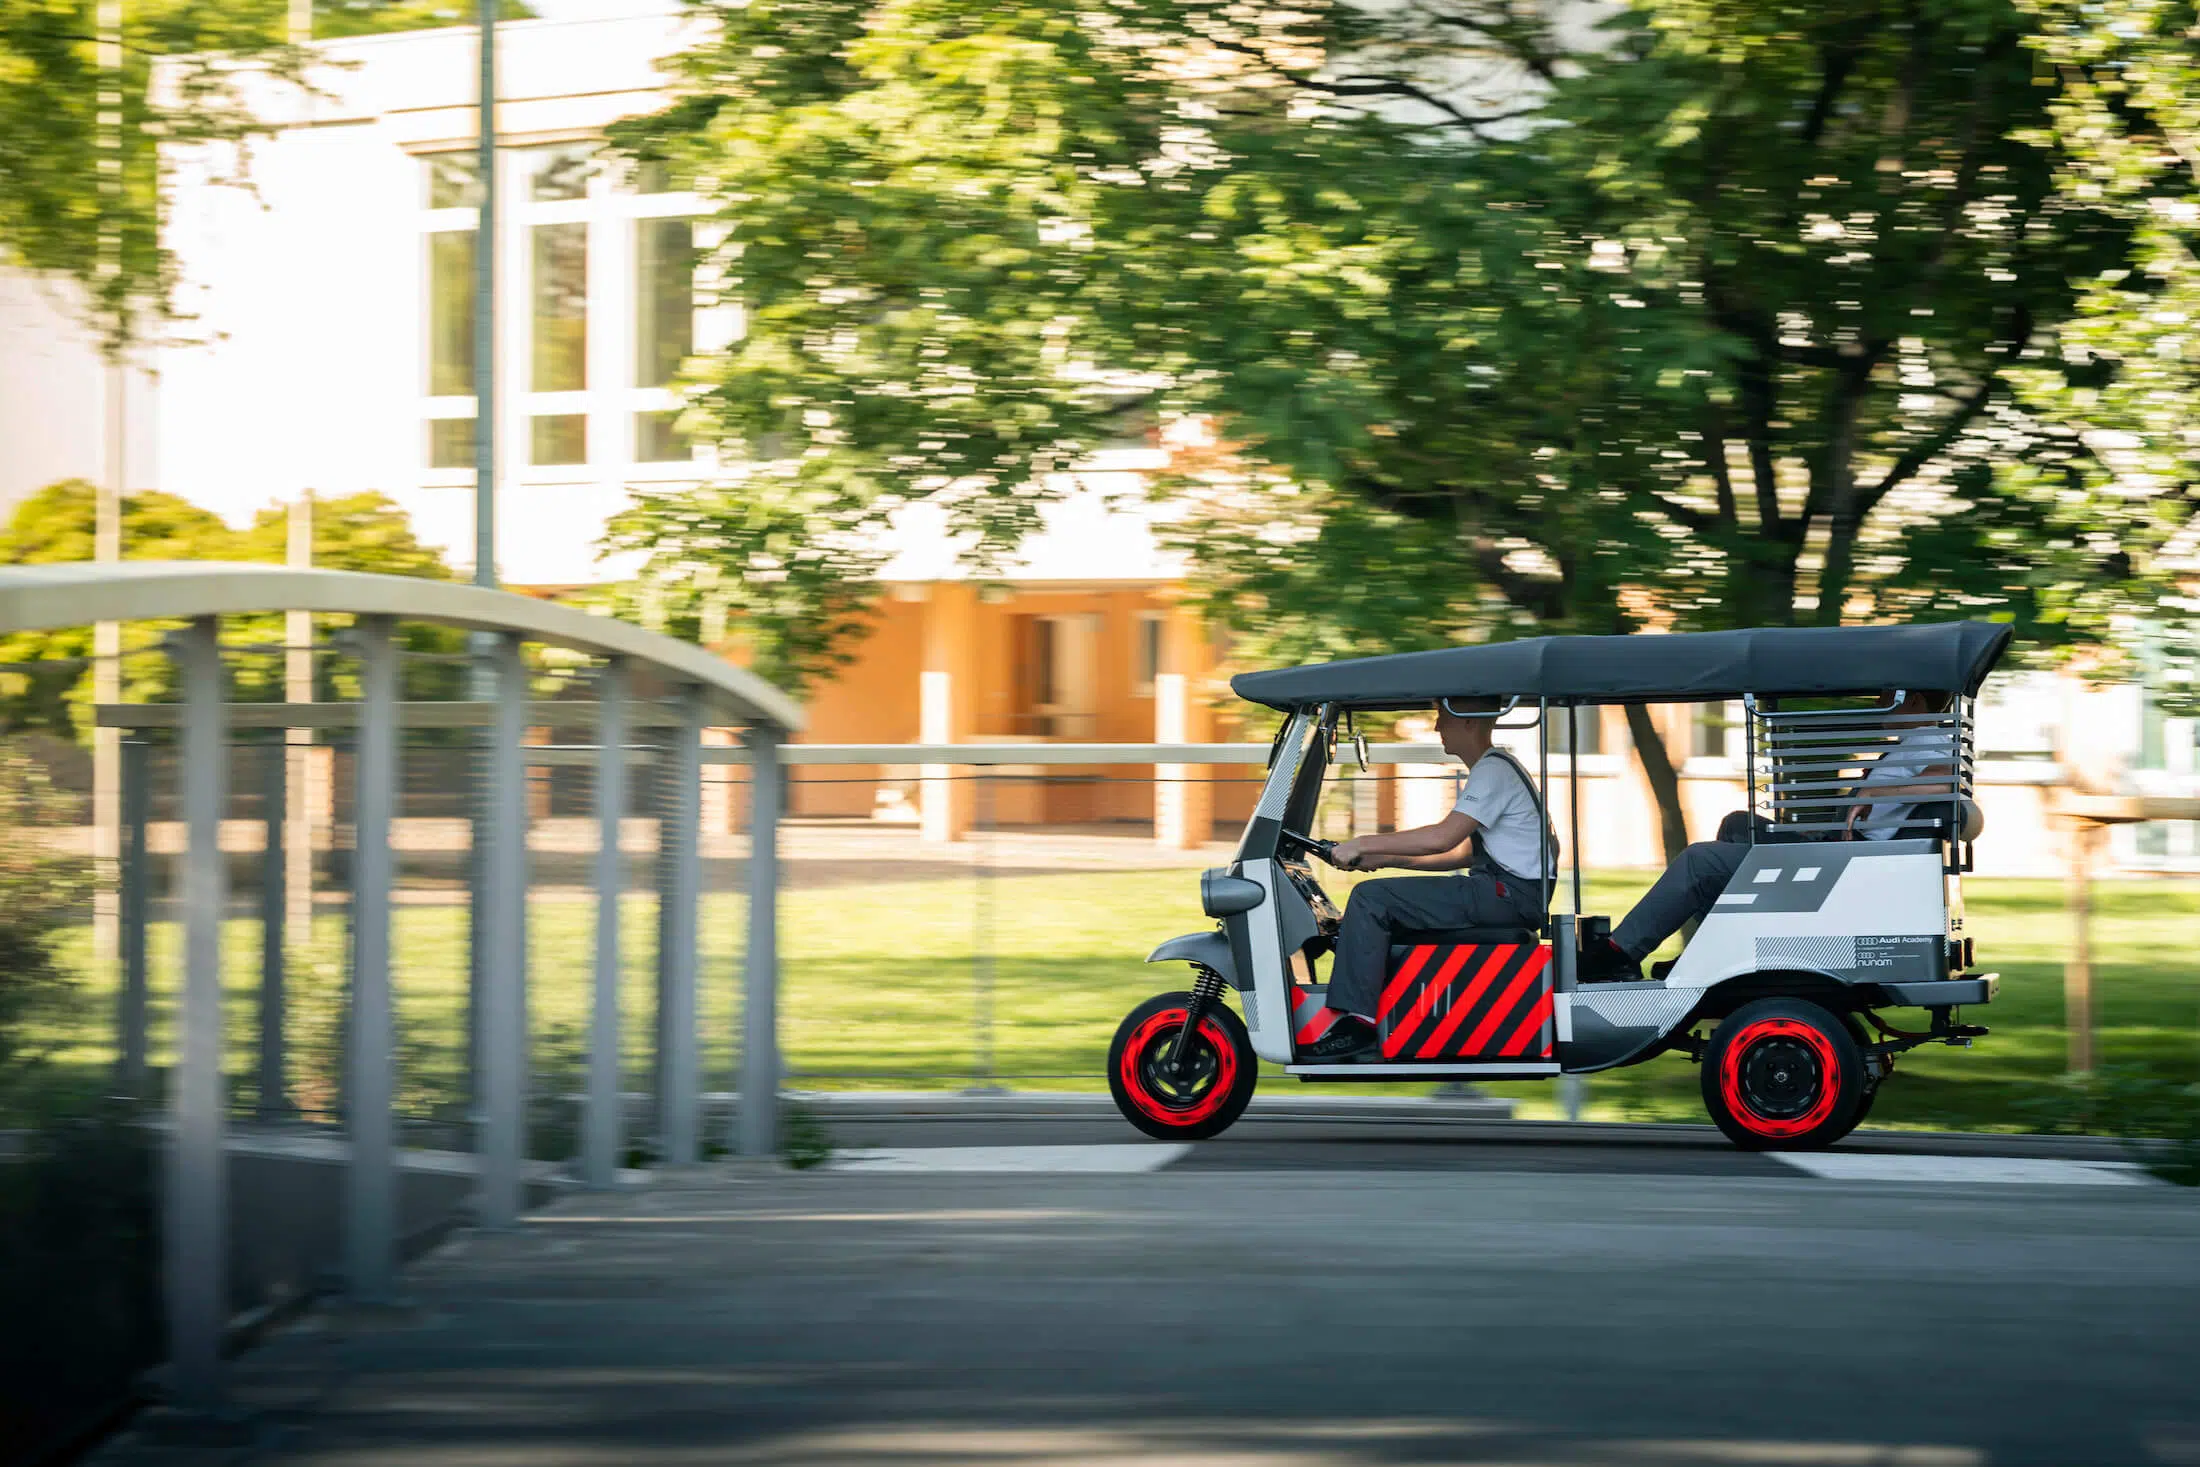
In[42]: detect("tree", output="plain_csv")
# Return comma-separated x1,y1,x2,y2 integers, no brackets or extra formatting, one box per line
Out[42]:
0,0,532,353
0,480,238,733
0,483,459,733
2006,0,2200,699
613,0,2190,854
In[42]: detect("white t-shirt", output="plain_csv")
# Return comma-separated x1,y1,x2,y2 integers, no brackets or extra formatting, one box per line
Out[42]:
1452,751,1555,878
1855,725,1957,839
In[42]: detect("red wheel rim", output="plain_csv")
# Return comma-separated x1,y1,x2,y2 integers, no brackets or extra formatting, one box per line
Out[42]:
1718,1017,1843,1139
1118,1009,1240,1128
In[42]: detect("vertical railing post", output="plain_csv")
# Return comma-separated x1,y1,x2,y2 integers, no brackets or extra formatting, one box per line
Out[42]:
657,686,704,1167
346,616,399,1303
737,726,782,1158
259,732,289,1120
584,658,627,1188
166,616,228,1414
477,632,528,1227
116,733,149,1100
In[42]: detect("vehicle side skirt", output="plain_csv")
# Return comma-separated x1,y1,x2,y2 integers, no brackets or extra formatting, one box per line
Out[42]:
1563,968,1996,1075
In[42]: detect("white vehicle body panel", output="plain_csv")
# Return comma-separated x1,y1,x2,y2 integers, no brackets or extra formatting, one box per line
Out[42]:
1665,842,1947,991
1239,858,1294,1064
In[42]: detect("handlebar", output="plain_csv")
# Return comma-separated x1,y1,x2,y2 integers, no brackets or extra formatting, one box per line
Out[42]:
1279,829,1337,864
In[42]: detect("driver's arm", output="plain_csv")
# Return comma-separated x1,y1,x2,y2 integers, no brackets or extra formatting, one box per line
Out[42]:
1334,811,1479,872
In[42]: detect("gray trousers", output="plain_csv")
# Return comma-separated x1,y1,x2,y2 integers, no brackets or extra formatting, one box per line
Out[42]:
1610,839,1748,961
1328,872,1545,1020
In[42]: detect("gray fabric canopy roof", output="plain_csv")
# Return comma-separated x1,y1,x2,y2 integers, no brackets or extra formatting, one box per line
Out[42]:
1232,621,2015,711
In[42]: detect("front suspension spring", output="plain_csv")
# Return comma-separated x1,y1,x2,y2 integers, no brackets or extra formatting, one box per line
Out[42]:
1187,966,1227,1011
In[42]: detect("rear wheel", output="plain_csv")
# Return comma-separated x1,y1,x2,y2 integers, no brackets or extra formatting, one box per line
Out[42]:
1701,999,1865,1151
1108,992,1258,1141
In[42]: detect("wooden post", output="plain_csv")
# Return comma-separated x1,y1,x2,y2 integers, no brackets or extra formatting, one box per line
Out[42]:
2065,819,2098,1076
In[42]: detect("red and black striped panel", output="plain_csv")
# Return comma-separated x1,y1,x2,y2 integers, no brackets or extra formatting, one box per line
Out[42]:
1377,943,1553,1061
1289,984,1341,1047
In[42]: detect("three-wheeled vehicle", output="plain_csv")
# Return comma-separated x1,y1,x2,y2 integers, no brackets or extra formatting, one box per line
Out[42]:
1108,621,2011,1150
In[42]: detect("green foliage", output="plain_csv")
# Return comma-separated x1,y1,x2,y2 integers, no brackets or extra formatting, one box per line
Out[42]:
311,0,532,41
614,0,2191,711
0,752,93,1127
0,483,461,736
2007,0,2200,670
0,0,534,351
778,1100,834,1170
2019,1064,2200,1185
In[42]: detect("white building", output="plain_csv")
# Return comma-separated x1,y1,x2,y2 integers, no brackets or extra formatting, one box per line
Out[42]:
152,1,723,585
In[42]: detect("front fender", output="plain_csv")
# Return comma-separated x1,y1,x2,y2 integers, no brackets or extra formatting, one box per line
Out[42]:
1146,930,1245,990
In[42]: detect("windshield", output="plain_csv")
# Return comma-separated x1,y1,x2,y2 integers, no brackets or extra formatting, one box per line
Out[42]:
1236,708,1326,863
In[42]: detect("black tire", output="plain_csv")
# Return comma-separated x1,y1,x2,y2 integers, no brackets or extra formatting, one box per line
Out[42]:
1701,998,1866,1151
1818,1083,1879,1145
1108,992,1258,1141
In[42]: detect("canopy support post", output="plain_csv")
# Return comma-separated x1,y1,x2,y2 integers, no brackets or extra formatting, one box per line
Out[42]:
1567,705,1582,917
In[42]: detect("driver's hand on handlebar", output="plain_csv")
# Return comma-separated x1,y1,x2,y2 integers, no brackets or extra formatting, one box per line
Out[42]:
1329,838,1372,871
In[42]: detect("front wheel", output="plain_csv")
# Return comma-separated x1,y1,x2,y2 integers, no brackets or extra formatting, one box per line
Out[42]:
1701,999,1865,1150
1108,992,1258,1141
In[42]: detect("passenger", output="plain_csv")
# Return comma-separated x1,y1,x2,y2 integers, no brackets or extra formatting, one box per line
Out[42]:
1305,697,1556,1060
1578,690,1957,982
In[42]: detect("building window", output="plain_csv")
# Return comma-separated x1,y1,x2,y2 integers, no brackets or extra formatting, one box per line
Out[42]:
635,217,695,390
428,417,474,470
529,145,596,202
531,223,588,392
1551,705,1601,756
631,158,693,195
1134,613,1164,697
1692,701,1742,761
532,415,588,467
428,230,475,396
634,411,691,463
423,143,713,482
426,154,481,209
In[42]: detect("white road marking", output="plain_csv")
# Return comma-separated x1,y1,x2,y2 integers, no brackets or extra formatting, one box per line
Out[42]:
829,1144,1191,1175
1771,1152,2158,1187
1753,868,1783,883
1715,893,1758,906
1795,866,1821,881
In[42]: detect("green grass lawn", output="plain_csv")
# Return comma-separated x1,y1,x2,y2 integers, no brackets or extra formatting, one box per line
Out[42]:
33,868,2200,1137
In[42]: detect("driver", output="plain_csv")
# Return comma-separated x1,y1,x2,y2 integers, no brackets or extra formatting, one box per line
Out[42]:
1301,696,1554,1061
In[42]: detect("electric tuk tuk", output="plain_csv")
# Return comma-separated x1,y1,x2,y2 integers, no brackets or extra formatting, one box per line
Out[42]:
1108,621,2011,1150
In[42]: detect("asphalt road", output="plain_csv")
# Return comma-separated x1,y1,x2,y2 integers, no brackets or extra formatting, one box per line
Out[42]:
91,1120,2200,1467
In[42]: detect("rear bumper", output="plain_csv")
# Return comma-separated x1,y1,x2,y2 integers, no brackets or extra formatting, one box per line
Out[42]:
1870,974,1999,1007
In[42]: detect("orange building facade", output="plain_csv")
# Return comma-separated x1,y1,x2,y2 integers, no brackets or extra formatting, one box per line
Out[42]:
785,580,1260,844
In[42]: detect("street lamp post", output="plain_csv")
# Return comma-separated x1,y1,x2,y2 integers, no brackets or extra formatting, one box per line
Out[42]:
474,0,497,587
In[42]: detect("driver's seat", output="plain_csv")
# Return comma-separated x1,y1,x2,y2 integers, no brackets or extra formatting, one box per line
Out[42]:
1389,924,1538,949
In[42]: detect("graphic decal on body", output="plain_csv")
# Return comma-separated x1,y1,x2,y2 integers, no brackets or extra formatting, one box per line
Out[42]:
1374,943,1553,1060
1713,846,1860,914
1754,934,1942,982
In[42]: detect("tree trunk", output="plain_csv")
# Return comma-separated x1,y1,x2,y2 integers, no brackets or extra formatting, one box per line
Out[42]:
1624,702,1690,865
